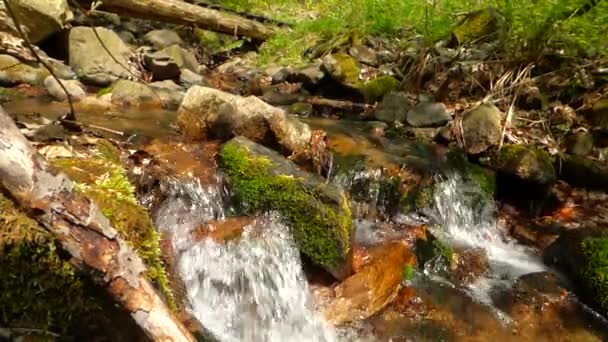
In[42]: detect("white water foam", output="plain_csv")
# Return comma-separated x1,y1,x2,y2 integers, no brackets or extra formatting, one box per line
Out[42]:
153,179,336,342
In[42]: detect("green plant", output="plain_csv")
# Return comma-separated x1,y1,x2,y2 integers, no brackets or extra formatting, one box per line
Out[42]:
402,263,416,281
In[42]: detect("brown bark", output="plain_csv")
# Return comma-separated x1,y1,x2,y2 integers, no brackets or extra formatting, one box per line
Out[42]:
81,0,278,40
0,107,195,342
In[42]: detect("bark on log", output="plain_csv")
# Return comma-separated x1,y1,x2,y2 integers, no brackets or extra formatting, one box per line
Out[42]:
0,107,195,342
80,0,278,40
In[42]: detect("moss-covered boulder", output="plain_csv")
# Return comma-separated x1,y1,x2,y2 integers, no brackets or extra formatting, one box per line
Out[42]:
218,136,353,279
359,76,399,103
111,79,162,108
321,52,361,88
544,227,608,317
488,144,556,186
450,7,504,46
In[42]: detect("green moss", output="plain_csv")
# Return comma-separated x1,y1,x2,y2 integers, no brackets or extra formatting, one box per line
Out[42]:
0,87,24,103
359,76,399,103
402,263,416,281
580,237,608,316
97,84,114,97
400,180,435,214
433,239,455,266
327,52,361,86
451,7,502,45
50,141,174,308
219,141,352,271
0,193,105,334
494,144,556,184
447,150,496,196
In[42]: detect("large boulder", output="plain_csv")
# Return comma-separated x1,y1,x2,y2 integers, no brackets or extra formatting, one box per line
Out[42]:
373,91,410,123
218,136,354,279
177,86,311,154
544,227,608,317
0,0,73,44
0,54,49,85
69,26,136,86
406,101,451,127
461,103,503,154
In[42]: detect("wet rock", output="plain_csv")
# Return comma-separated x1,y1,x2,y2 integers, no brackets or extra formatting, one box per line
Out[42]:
566,131,593,156
348,44,379,67
142,49,181,81
557,154,608,191
178,86,311,154
43,75,86,101
544,227,608,317
149,80,185,109
272,63,326,87
360,76,399,103
406,102,451,127
0,55,49,85
489,144,556,186
461,103,503,154
69,26,136,86
143,29,183,49
179,68,206,87
111,80,161,108
324,242,415,324
219,136,354,280
117,30,137,45
157,44,199,73
0,0,73,44
450,7,503,46
374,91,410,123
322,52,361,87
192,217,254,243
450,247,489,286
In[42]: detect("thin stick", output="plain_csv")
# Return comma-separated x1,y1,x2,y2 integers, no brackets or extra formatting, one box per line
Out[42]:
2,0,76,122
60,119,125,136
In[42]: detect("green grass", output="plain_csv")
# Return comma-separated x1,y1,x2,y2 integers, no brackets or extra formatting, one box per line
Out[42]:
218,0,608,65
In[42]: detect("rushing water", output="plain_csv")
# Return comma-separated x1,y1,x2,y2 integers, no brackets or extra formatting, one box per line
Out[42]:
153,179,336,342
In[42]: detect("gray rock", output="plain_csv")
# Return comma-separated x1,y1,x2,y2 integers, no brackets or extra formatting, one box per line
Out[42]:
111,80,160,108
348,45,379,66
149,80,185,110
179,68,206,87
0,55,48,85
374,91,409,123
43,76,86,101
321,53,361,87
462,103,503,154
406,102,451,127
117,30,137,45
0,0,73,44
273,63,326,86
143,50,181,81
69,27,136,86
566,131,593,156
143,29,183,49
558,154,608,191
147,45,198,74
178,86,311,153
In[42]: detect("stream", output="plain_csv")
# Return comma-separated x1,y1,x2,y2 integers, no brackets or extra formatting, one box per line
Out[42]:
5,99,608,341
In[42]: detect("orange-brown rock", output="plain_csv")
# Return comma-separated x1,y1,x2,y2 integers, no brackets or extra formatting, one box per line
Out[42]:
191,217,254,243
324,241,416,325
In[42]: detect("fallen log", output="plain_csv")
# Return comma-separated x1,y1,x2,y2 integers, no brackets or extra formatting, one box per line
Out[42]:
78,0,278,41
0,107,195,342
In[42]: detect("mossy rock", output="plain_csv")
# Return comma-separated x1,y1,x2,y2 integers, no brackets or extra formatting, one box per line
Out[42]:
49,139,173,306
489,144,556,186
557,154,608,192
321,52,361,87
359,76,399,103
544,227,608,318
400,178,436,215
450,7,504,45
0,87,24,103
218,136,353,279
446,150,496,196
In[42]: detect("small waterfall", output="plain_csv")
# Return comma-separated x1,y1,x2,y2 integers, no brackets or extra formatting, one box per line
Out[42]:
426,174,547,279
153,178,336,342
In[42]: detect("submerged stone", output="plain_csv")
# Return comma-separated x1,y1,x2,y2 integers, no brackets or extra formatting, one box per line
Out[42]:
218,136,353,280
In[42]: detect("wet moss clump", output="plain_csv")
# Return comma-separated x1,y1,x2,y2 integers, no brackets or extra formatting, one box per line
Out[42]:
580,237,608,316
0,192,105,335
219,140,353,276
359,76,399,103
50,140,173,307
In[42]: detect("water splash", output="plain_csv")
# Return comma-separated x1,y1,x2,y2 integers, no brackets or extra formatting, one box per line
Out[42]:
426,174,547,279
153,179,336,342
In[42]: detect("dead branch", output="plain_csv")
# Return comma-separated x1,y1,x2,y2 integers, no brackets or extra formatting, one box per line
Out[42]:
0,107,195,342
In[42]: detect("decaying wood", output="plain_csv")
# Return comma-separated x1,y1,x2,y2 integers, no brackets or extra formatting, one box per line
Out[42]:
0,107,195,342
79,0,278,40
